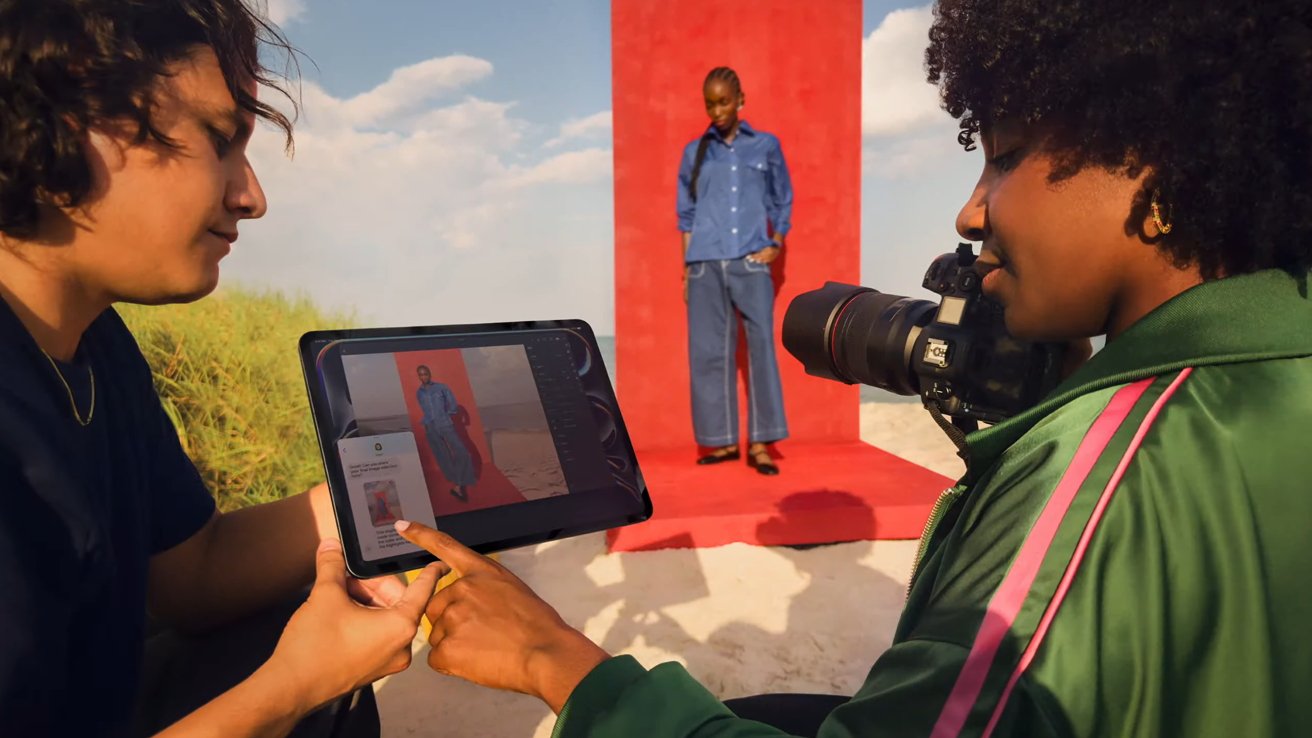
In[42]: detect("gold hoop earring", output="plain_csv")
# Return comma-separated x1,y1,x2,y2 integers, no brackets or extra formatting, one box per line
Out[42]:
1150,189,1174,235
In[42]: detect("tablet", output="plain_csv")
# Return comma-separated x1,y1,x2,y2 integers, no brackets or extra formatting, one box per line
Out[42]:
300,320,651,577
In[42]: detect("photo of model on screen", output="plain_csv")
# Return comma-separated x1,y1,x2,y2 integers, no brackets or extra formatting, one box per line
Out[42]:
363,479,405,525
415,364,479,502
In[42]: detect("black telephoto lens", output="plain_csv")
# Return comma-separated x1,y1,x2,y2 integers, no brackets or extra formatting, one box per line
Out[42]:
782,282,937,397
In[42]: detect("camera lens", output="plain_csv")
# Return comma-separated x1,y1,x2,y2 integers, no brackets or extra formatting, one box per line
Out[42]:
783,282,937,396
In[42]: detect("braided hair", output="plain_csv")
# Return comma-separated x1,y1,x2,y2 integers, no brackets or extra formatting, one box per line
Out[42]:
704,66,742,95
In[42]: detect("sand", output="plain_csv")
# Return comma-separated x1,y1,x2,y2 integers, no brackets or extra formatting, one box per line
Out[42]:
375,402,963,737
489,429,569,501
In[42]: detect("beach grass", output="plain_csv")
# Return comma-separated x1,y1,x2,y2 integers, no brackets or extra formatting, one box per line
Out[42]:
119,287,353,511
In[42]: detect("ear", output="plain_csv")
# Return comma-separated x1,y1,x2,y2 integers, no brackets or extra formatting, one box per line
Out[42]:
84,124,133,174
737,92,746,110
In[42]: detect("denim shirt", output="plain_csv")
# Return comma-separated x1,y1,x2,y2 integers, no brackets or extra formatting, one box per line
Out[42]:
416,381,457,427
676,121,793,263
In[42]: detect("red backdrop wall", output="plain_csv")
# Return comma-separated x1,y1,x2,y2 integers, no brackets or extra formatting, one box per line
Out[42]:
612,0,863,452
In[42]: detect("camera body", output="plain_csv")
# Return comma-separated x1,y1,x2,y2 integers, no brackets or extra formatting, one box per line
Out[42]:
782,243,1066,424
912,243,1065,423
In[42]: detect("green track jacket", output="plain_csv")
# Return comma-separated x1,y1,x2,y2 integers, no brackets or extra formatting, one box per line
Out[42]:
553,269,1312,737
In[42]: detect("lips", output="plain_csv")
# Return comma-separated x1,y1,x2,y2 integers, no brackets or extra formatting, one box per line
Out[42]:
975,244,1010,297
207,229,237,244
975,243,1008,270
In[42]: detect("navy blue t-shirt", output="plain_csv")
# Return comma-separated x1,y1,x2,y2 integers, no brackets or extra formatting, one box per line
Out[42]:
0,299,215,735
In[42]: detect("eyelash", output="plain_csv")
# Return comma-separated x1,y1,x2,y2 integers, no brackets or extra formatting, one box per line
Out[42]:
990,148,1024,172
208,129,234,158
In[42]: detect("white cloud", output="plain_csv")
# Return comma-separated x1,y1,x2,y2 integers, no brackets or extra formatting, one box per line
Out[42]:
258,0,306,26
503,148,613,189
862,5,943,138
545,110,612,148
863,121,971,181
338,56,495,128
227,55,616,334
408,98,519,138
860,5,972,183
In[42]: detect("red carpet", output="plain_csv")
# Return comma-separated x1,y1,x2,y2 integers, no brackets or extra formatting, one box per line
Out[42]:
606,442,955,552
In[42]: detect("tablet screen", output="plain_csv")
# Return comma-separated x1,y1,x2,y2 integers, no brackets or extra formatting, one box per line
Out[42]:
301,321,649,574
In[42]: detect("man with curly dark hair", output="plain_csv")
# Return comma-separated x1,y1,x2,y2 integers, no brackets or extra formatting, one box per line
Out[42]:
353,1,1312,736
0,1,446,735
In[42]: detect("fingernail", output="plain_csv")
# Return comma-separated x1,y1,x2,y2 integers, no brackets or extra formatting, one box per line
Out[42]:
394,520,411,533
318,538,341,552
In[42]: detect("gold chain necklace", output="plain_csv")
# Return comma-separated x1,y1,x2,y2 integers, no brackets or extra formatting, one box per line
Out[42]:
39,348,95,426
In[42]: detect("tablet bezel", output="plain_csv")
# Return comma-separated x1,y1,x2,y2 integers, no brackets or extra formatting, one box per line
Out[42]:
299,319,651,578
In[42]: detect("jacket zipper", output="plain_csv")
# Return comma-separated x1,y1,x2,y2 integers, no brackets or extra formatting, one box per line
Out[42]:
906,484,965,601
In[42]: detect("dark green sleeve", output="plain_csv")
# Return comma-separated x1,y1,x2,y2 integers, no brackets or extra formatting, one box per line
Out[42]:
552,647,1062,738
835,640,1065,737
552,656,770,738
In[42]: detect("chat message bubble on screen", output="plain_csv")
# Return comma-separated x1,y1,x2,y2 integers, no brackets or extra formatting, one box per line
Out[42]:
337,432,436,560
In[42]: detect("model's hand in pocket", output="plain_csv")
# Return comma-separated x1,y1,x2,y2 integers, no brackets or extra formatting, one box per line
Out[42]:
747,244,781,264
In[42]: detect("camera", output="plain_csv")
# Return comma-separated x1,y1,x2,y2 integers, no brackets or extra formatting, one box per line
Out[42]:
782,243,1066,426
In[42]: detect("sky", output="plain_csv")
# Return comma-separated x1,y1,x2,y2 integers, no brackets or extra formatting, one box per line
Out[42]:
229,0,984,335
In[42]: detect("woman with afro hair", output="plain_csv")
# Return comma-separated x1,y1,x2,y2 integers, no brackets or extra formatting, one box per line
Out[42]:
383,1,1312,736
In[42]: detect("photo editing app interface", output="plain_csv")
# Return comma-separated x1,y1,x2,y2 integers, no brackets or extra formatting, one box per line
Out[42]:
334,331,613,561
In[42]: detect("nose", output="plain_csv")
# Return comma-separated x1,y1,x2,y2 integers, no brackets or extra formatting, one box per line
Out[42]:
955,177,988,242
226,154,268,220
